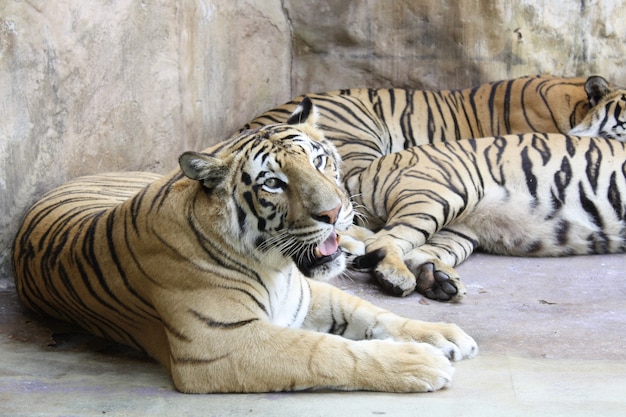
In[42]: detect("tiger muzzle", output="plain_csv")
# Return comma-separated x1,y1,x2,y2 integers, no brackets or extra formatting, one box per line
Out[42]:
295,231,343,277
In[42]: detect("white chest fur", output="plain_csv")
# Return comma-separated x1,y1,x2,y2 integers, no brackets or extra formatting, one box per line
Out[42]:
264,268,311,328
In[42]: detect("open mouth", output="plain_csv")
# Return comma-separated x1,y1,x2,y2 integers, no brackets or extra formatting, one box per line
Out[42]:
294,231,342,277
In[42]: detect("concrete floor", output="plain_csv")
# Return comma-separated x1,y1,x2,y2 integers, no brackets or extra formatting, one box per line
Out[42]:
1,253,625,416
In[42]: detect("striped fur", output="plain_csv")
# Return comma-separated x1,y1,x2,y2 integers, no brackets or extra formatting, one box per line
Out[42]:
242,75,599,186
12,99,477,393
569,82,626,141
346,83,626,301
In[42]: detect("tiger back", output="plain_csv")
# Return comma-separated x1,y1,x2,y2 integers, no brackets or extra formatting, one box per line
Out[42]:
346,81,626,301
242,75,601,182
12,98,477,393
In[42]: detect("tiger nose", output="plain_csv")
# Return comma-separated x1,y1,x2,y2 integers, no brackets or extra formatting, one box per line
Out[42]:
313,203,341,225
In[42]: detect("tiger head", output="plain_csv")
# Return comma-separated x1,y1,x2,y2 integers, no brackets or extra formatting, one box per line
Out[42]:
178,98,353,281
569,76,626,141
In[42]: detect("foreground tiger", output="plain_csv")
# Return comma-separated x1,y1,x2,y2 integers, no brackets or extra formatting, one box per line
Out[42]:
243,75,606,185
347,81,626,301
12,99,477,393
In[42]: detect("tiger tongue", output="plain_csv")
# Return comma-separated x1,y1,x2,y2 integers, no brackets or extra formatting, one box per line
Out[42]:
315,232,340,257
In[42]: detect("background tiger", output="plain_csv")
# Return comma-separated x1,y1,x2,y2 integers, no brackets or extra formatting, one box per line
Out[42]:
346,80,626,301
569,83,626,140
11,98,477,393
242,75,607,186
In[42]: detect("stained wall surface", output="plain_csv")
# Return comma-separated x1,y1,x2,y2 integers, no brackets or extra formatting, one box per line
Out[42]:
2,0,626,285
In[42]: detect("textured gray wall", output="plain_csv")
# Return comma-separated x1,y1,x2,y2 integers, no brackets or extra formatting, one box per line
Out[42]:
2,0,626,287
285,0,626,91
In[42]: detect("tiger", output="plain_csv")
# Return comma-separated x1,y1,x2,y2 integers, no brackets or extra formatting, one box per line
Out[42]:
242,75,608,189
568,83,626,140
345,79,626,301
11,98,477,393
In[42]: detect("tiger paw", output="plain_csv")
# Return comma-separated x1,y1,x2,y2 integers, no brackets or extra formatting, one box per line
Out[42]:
352,246,417,296
406,260,466,302
398,320,478,361
361,340,455,392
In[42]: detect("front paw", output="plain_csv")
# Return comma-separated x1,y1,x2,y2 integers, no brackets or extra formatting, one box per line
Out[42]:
406,261,466,302
403,321,478,362
352,248,466,301
352,248,418,296
363,341,455,392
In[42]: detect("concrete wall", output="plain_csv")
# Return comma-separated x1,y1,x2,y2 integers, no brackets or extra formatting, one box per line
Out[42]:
0,0,292,285
2,0,626,286
286,0,626,91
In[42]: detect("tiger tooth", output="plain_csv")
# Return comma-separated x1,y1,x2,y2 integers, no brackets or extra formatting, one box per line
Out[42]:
336,234,342,245
314,247,322,258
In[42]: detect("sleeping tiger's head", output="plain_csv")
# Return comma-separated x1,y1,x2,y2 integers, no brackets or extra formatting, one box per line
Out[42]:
178,98,353,281
569,76,626,141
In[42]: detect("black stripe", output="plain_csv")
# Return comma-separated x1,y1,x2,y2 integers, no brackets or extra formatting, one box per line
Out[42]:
584,139,602,193
123,213,168,289
441,227,479,250
190,309,259,329
81,212,139,320
105,207,155,317
130,185,151,236
162,318,191,342
151,173,184,211
466,85,482,138
186,208,269,293
383,221,432,242
443,91,463,140
531,134,551,165
485,81,504,136
171,353,230,365
556,219,570,246
565,135,576,157
553,156,572,203
579,182,603,228
484,136,507,186
502,79,514,133
521,146,538,200
608,170,624,219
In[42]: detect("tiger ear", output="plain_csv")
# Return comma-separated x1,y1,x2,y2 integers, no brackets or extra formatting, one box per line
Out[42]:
286,97,319,127
179,151,229,189
584,76,612,107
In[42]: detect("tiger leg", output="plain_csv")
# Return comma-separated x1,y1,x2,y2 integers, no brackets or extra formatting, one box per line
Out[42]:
348,165,481,298
342,224,466,300
353,225,478,301
302,279,478,390
167,318,452,393
162,303,440,393
159,284,476,393
357,230,431,297
304,279,478,360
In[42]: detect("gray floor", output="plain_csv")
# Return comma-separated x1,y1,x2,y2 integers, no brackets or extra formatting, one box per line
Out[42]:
1,253,625,416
